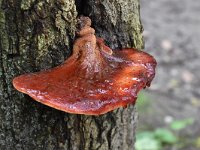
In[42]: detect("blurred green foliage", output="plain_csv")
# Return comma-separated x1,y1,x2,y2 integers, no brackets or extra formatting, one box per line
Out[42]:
170,118,194,131
135,120,194,150
135,93,195,150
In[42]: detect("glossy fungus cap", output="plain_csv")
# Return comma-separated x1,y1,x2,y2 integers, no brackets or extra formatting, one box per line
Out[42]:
13,16,157,115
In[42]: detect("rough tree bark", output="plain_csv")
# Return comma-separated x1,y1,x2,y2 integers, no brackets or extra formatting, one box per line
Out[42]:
0,0,143,149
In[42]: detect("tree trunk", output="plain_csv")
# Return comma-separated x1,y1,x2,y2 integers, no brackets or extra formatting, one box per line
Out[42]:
0,0,143,149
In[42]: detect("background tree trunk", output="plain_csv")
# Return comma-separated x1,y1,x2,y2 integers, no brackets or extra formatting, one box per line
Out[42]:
0,0,143,149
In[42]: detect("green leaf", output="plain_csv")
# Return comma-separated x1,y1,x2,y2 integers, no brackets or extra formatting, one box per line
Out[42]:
155,128,178,144
170,118,194,131
136,131,155,139
135,132,161,150
135,136,161,150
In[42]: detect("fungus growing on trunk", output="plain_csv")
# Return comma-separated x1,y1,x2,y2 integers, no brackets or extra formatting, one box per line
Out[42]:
13,16,157,115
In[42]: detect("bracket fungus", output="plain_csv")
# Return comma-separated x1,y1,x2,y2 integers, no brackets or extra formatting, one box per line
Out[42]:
13,16,157,115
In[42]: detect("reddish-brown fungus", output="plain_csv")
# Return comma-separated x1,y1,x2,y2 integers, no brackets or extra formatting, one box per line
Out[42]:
13,16,157,115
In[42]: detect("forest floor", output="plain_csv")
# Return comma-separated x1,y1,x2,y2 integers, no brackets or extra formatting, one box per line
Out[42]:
138,0,200,149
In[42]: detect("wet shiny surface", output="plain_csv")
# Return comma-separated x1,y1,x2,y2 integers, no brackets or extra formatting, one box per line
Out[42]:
13,17,157,115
